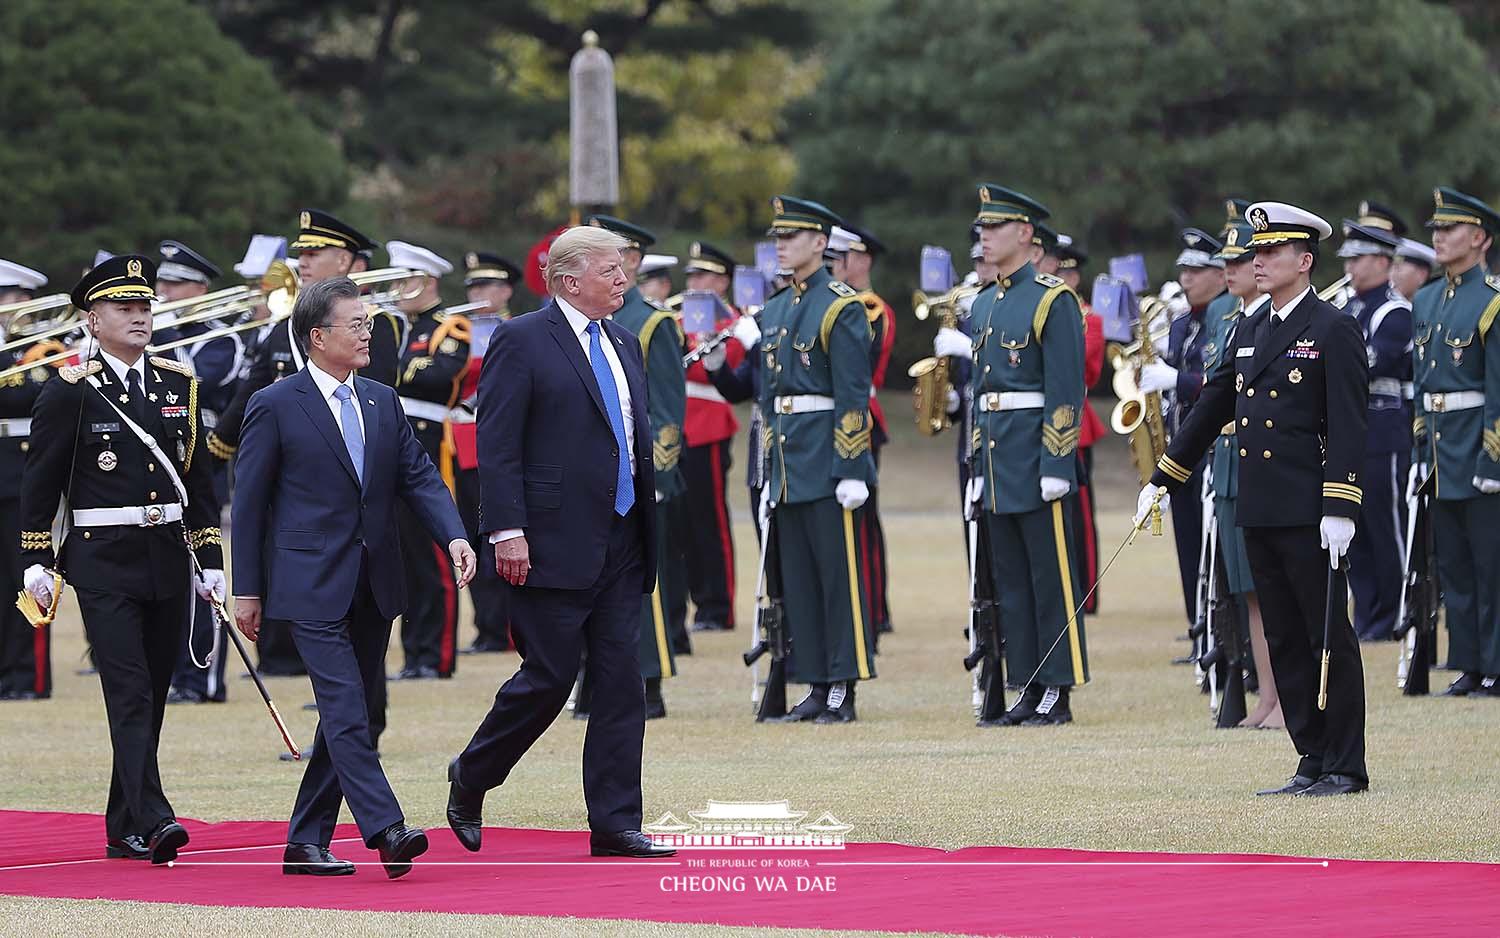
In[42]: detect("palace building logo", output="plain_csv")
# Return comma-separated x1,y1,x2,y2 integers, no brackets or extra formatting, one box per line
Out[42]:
644,800,852,850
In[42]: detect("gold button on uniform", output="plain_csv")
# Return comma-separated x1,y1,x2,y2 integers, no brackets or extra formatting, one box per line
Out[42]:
1239,448,1247,457
1241,417,1248,426
148,463,155,472
149,491,157,499
1247,388,1255,397
1269,390,1278,399
83,532,91,540
1265,419,1274,428
1263,450,1271,459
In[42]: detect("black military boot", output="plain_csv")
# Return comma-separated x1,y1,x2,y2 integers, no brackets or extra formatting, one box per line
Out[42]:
980,684,1041,727
1441,671,1481,696
779,683,828,722
813,682,856,723
644,677,667,720
1022,686,1072,725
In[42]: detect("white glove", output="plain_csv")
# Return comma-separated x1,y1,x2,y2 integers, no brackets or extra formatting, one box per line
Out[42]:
757,485,771,529
732,315,761,350
1406,464,1424,502
945,387,961,415
655,490,665,503
1136,360,1179,394
195,568,227,602
965,474,984,507
23,564,53,609
835,478,870,511
700,343,727,371
1319,516,1356,568
933,327,973,361
1133,484,1166,527
1041,476,1071,502
1474,476,1500,495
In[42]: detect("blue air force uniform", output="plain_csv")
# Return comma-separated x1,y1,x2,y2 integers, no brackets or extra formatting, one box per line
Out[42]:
1411,188,1500,691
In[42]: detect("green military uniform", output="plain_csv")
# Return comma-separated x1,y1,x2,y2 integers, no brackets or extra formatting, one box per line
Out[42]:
757,196,878,722
1411,187,1500,694
966,185,1087,725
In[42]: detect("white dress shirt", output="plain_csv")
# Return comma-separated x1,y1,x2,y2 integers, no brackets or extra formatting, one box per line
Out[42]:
99,348,147,390
491,297,638,545
306,359,366,441
1269,284,1312,322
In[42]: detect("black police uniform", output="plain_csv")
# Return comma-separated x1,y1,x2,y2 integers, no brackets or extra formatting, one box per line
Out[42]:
0,350,52,698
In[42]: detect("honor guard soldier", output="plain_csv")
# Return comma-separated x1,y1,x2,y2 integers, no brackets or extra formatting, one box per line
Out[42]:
589,215,686,718
1204,206,1282,727
950,185,1088,726
212,210,378,679
0,259,54,699
831,225,896,638
676,240,743,635
757,196,877,723
1138,201,1370,796
1392,238,1438,303
457,252,522,655
20,255,225,859
386,240,469,681
637,254,677,304
1412,187,1500,697
1337,213,1413,641
153,241,242,703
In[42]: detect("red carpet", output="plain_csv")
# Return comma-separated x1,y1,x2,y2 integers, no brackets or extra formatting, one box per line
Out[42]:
0,810,1493,937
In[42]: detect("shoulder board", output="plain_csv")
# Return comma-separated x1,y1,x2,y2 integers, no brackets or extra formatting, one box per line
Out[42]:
819,294,871,351
59,360,103,384
828,280,857,298
1487,274,1500,293
647,297,670,311
150,356,194,378
1035,272,1065,288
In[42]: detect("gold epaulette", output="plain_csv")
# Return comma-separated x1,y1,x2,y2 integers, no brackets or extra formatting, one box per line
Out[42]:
429,314,472,354
828,280,857,298
206,431,236,460
59,361,102,384
819,294,872,351
150,356,194,378
1479,290,1500,341
1032,282,1072,338
858,290,885,324
638,309,680,359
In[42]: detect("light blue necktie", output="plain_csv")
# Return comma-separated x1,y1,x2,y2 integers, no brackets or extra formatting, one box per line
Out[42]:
333,384,364,484
586,321,635,515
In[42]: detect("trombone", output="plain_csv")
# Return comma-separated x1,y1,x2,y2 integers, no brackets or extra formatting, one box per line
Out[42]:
0,294,82,352
1318,274,1352,309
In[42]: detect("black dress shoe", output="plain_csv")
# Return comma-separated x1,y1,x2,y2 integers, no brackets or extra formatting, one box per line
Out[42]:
280,743,321,762
460,638,508,655
0,689,39,701
1295,774,1369,797
813,682,856,723
875,619,894,634
1474,676,1500,697
670,638,693,656
1255,774,1319,796
589,830,677,858
979,685,1041,727
446,759,484,853
166,688,206,704
283,842,356,876
371,823,429,879
1441,672,1482,696
106,835,150,860
778,684,828,722
148,820,189,865
390,667,422,681
645,694,667,720
301,701,318,712
1022,686,1072,726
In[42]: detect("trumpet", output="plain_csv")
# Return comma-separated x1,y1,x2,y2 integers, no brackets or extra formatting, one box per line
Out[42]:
912,284,982,323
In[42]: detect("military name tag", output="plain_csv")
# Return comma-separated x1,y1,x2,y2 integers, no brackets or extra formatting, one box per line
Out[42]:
160,405,189,419
90,422,120,434
1236,347,1254,358
97,451,118,472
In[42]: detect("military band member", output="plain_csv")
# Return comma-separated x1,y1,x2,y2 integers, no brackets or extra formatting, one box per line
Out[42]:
20,255,225,858
637,253,677,304
1058,235,1105,614
1392,238,1438,303
1138,227,1227,634
756,196,877,723
1412,187,1500,697
457,252,522,655
386,240,469,681
947,186,1087,726
589,215,685,718
1337,214,1413,642
675,241,742,635
211,209,377,679
0,259,54,700
1139,202,1369,796
1205,207,1281,727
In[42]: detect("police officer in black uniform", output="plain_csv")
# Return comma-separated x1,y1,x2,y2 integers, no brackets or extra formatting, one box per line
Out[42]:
1138,202,1370,797
20,255,225,860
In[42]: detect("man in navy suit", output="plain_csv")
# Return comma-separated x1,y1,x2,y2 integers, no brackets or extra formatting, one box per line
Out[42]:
445,225,675,859
231,277,476,878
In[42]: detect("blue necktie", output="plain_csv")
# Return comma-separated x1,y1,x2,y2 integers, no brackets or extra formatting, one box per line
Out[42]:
587,321,635,515
333,384,364,484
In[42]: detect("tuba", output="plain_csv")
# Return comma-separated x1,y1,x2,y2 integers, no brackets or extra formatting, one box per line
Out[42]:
1109,296,1171,487
907,284,981,435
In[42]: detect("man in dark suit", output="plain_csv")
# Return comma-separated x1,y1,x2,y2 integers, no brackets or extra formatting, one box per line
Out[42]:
445,225,675,859
231,277,476,878
1138,201,1370,798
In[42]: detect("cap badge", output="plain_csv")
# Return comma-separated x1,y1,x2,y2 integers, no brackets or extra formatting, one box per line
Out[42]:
300,211,311,230
1225,199,1239,219
1225,228,1238,247
161,244,178,257
126,259,143,278
691,242,702,257
1185,232,1200,246
1248,207,1269,231
466,252,478,269
1359,200,1370,217
772,197,784,215
1433,189,1443,208
979,186,992,203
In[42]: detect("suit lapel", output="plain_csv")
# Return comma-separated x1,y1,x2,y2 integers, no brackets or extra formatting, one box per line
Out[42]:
547,301,611,425
1244,291,1313,385
295,370,360,486
354,376,378,490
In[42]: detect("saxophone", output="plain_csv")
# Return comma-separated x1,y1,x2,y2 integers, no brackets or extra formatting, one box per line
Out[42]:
908,284,982,436
1108,296,1171,487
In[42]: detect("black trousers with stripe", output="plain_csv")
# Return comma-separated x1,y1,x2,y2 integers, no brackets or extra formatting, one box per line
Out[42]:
397,498,459,676
457,466,511,647
0,497,49,697
1347,449,1408,641
776,497,875,685
1431,494,1500,675
984,500,1089,688
638,499,678,679
674,439,737,629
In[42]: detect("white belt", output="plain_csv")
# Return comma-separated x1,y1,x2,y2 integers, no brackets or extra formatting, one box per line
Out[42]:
1369,378,1405,398
977,391,1045,412
1423,391,1484,413
686,382,728,404
0,417,31,437
400,397,451,422
773,394,834,415
73,504,183,527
